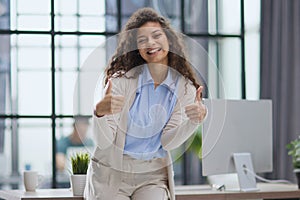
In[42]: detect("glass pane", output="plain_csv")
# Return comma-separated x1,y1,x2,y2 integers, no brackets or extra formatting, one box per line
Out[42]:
55,35,78,47
217,38,242,99
55,117,72,188
55,71,77,115
184,0,208,33
217,0,241,34
120,0,181,30
80,47,106,68
55,35,106,70
54,0,77,15
55,47,79,70
79,35,107,69
0,0,10,30
55,16,78,32
79,35,106,47
105,0,118,32
104,35,118,63
18,118,52,189
17,0,50,14
79,0,105,15
171,35,241,100
152,0,181,30
189,37,242,99
121,0,148,16
73,71,100,115
245,0,260,31
0,35,11,115
208,0,217,34
10,0,17,30
245,32,260,100
55,35,106,115
55,117,94,188
207,39,220,98
0,119,15,190
55,0,105,32
17,15,50,31
55,16,106,32
55,35,79,70
105,15,118,32
245,0,260,100
184,36,209,95
16,34,51,46
18,72,51,115
17,47,50,69
79,16,105,32
55,71,101,116
0,16,10,30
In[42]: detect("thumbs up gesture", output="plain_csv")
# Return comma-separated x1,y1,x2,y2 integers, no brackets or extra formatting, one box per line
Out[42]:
185,86,207,124
94,79,125,117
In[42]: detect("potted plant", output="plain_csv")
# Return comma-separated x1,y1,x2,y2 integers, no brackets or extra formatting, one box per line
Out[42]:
70,152,90,196
286,136,300,188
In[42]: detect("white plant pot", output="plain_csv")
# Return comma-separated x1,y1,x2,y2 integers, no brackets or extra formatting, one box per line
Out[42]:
70,174,86,196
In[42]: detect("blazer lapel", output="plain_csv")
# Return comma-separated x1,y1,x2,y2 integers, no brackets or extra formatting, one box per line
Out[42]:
114,68,140,170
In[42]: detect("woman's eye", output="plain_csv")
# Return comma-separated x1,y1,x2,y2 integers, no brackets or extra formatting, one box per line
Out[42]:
153,33,162,39
137,39,146,44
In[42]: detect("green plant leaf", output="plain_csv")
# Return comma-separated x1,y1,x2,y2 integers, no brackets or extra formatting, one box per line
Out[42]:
286,136,300,169
70,152,90,174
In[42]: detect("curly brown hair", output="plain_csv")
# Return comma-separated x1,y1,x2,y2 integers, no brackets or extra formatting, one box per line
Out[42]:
105,7,200,89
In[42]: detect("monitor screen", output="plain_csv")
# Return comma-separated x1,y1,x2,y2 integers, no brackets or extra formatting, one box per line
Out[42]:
201,99,273,176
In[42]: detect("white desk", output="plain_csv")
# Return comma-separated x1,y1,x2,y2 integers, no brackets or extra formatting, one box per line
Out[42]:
0,183,299,200
0,189,82,200
175,183,300,200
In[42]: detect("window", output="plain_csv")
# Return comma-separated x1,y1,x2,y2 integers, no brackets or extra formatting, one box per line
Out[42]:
0,0,260,188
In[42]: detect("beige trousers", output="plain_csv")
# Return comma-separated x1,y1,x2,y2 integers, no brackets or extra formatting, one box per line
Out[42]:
115,155,170,200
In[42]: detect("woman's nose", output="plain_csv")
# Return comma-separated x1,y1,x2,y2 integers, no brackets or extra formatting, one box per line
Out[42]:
146,37,156,46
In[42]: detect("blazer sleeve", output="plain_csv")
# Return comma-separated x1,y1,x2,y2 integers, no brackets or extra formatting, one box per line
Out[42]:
93,77,125,150
161,80,199,151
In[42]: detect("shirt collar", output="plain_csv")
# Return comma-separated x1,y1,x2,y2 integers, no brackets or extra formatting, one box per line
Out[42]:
138,64,177,93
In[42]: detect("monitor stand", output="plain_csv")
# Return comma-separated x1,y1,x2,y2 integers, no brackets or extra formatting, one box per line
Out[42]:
233,153,259,192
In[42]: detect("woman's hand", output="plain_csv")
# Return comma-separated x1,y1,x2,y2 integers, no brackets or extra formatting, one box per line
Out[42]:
185,86,207,124
94,79,125,117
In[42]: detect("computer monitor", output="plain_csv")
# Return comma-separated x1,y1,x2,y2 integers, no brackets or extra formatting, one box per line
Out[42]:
201,99,273,191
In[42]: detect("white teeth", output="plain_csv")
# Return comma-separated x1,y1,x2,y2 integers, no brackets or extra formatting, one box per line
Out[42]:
148,48,160,54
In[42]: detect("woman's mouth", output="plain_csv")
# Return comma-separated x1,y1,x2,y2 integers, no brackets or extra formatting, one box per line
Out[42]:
146,48,162,55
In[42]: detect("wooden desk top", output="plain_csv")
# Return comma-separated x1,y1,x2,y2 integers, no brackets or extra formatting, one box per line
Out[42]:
0,183,299,200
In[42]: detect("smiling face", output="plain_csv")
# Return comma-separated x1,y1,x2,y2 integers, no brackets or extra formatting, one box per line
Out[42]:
137,22,169,66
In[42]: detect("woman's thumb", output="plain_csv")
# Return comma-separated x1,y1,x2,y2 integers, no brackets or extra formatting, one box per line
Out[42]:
105,79,112,95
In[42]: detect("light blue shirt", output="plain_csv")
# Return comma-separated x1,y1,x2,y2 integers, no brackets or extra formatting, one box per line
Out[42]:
124,65,179,160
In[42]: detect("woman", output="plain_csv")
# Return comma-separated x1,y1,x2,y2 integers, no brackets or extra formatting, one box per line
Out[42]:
85,7,207,200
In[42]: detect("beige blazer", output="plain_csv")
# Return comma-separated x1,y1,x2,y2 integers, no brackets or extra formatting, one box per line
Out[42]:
84,66,199,200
